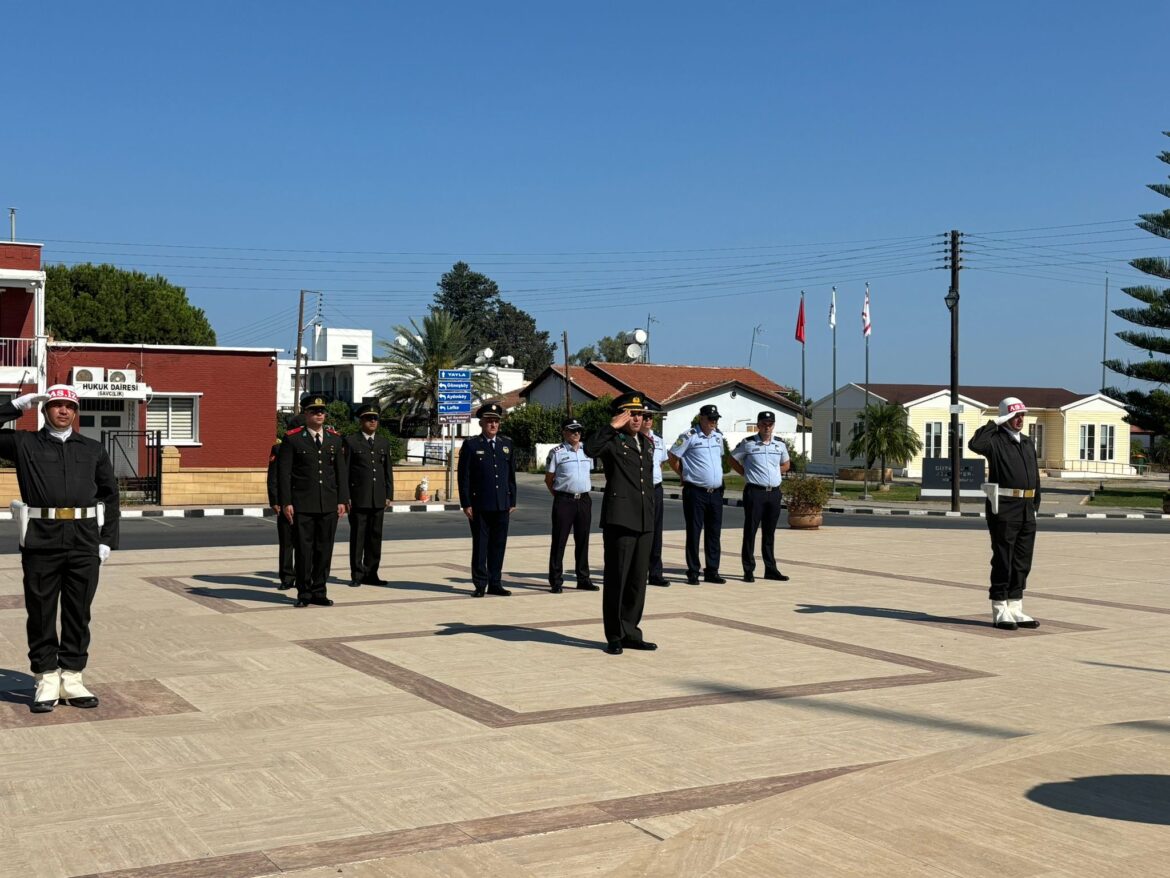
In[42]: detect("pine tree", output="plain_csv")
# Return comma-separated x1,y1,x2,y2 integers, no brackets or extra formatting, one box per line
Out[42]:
1103,131,1170,439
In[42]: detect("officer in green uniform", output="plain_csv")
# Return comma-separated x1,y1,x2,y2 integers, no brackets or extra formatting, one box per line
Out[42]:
343,403,393,587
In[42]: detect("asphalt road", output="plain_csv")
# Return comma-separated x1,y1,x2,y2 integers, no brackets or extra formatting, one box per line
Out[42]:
0,481,1166,553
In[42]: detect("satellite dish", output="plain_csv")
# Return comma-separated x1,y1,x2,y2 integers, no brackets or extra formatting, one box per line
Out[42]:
632,328,648,344
626,342,643,360
499,355,515,367
393,335,407,347
475,354,487,365
480,347,494,360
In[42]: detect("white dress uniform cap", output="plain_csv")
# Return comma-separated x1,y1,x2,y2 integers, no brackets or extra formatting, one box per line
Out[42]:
994,397,1028,426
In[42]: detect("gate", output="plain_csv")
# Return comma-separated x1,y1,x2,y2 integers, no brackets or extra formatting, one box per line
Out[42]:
101,430,163,505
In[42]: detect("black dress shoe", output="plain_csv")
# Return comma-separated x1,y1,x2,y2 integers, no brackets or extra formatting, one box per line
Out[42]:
294,599,310,607
743,572,755,582
622,639,658,651
551,585,563,594
576,581,599,591
308,596,334,607
64,695,99,709
487,586,512,596
648,576,670,587
605,641,624,655
349,580,362,588
685,573,701,585
277,582,294,591
472,589,486,598
30,700,55,714
704,573,727,584
764,570,790,582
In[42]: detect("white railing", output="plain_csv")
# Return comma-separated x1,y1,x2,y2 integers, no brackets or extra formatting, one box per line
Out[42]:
1059,459,1137,477
0,337,37,368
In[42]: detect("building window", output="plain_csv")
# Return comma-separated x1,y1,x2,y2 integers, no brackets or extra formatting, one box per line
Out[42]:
1029,423,1044,458
1079,424,1096,461
341,344,358,359
924,422,943,458
947,422,965,458
829,421,841,457
1099,424,1115,461
147,396,198,442
310,373,322,392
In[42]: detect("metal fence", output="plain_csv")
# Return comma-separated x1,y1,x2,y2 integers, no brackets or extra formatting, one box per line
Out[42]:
101,430,163,505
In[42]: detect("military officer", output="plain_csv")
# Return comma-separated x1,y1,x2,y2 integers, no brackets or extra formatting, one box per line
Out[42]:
0,385,120,713
544,416,598,593
457,401,517,597
584,392,658,655
668,403,727,584
969,396,1042,631
267,414,303,590
343,403,394,587
639,402,670,586
278,393,349,607
730,411,792,582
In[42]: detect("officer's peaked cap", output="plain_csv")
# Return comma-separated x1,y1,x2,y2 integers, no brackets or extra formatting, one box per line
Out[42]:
699,404,721,419
476,401,504,419
756,410,776,423
355,403,380,419
611,392,649,414
300,393,329,412
561,417,584,431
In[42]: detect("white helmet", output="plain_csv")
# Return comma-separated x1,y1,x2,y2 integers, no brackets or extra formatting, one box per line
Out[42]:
994,396,1028,426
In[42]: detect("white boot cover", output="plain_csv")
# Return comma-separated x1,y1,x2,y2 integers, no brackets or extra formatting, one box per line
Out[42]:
60,669,98,705
992,601,1018,630
33,670,61,708
1007,599,1039,629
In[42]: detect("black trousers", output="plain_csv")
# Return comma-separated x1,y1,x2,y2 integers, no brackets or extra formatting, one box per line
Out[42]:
293,511,338,599
276,511,296,585
986,513,1036,601
349,507,386,582
602,524,651,644
21,547,101,674
648,483,665,579
549,493,592,587
469,510,510,589
741,485,783,575
682,484,723,576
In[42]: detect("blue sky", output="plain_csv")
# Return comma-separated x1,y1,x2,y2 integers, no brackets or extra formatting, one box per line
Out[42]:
5,1,1169,401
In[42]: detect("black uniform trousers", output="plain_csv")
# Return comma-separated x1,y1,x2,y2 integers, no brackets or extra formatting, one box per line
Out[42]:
21,547,100,674
741,484,783,576
602,524,651,644
276,513,296,586
549,493,592,587
469,510,510,590
682,484,723,576
348,507,386,582
985,509,1036,601
648,482,665,579
293,511,338,600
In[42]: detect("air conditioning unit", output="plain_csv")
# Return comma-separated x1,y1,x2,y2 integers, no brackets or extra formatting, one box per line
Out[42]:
108,368,137,384
72,366,105,383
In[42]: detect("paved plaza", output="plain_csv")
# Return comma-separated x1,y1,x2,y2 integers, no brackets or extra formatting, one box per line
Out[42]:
0,520,1167,877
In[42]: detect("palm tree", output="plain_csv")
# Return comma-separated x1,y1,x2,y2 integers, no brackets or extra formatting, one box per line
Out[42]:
846,403,923,484
371,311,496,436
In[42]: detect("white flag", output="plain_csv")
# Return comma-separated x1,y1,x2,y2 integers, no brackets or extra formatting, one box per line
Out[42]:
829,287,837,329
862,283,872,338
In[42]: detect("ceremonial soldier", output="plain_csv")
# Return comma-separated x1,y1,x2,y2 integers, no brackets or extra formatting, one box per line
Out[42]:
668,403,727,584
730,411,791,582
969,396,1042,631
544,416,598,593
584,392,658,655
457,401,516,597
0,385,120,713
639,402,670,586
267,414,302,590
343,403,394,587
278,393,348,607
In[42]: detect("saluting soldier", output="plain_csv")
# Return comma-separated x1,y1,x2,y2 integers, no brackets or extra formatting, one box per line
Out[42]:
343,403,394,587
668,403,727,584
267,414,303,590
457,401,517,597
544,416,598,593
585,392,658,655
730,411,792,582
639,402,671,587
0,385,120,713
278,393,349,607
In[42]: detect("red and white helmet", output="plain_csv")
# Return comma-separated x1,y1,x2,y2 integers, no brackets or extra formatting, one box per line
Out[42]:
994,396,1028,426
45,384,80,409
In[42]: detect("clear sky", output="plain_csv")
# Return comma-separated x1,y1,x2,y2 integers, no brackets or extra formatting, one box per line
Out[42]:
5,1,1169,403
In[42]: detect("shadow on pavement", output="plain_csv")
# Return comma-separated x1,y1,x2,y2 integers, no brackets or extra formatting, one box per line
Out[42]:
1081,661,1170,675
1027,775,1170,824
795,604,987,627
434,621,600,649
0,668,35,698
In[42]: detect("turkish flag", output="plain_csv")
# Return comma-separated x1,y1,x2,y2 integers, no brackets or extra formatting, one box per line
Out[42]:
795,297,806,344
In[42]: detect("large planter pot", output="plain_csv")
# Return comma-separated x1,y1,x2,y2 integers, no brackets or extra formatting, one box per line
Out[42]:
788,508,824,529
837,467,892,482
1163,496,1170,514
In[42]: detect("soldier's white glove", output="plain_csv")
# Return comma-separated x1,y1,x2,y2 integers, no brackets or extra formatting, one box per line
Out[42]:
12,393,50,411
98,544,111,564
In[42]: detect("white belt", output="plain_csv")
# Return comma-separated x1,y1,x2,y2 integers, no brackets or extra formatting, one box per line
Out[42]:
29,506,99,520
997,488,1035,498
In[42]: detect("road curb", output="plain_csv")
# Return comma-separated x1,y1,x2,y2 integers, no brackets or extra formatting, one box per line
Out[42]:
0,503,464,521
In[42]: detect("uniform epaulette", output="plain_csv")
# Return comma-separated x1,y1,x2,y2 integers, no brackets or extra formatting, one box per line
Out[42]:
286,426,305,436
326,427,340,435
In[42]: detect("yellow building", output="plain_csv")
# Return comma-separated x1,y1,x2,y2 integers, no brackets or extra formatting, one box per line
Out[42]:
809,383,1134,479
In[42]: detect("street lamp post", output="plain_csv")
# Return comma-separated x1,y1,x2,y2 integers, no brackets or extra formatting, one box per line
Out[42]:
945,262,961,514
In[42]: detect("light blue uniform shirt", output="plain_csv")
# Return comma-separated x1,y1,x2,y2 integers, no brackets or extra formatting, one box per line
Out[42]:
546,442,593,494
731,435,790,488
670,427,725,488
644,431,668,485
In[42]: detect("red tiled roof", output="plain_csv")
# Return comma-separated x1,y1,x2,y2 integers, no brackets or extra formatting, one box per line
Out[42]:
858,383,1085,410
519,364,619,400
586,363,800,411
496,389,525,411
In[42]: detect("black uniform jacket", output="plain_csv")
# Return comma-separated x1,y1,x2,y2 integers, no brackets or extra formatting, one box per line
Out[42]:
343,432,393,508
267,441,281,507
277,426,349,513
0,402,120,550
457,433,516,511
968,420,1041,521
584,425,656,533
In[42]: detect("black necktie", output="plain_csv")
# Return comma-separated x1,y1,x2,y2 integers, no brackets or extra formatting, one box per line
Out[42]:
314,433,321,449
368,436,374,449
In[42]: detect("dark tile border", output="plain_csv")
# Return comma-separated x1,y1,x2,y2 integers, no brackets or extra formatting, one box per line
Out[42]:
0,595,23,610
0,679,198,729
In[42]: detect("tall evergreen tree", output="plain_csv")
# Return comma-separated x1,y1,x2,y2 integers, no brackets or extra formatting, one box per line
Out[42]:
1104,131,1170,439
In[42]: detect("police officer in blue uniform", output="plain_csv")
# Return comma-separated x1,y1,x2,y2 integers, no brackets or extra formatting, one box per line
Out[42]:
545,417,598,593
730,411,792,582
278,394,349,607
458,401,517,597
343,403,394,587
639,402,670,586
668,403,727,584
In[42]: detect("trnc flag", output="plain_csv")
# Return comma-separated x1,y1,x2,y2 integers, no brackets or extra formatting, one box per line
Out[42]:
829,287,837,330
862,283,872,337
795,295,806,344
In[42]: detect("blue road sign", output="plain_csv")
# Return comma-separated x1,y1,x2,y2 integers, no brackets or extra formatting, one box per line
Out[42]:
438,402,472,414
439,369,471,381
438,380,472,393
438,392,473,404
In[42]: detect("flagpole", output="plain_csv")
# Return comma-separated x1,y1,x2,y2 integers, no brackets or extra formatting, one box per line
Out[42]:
863,282,871,501
831,287,838,496
800,291,807,459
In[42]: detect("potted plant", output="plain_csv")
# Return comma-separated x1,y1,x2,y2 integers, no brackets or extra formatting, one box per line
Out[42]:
1162,490,1170,515
785,475,832,529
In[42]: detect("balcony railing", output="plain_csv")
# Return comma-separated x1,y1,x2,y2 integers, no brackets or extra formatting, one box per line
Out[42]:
1059,458,1137,476
0,337,37,368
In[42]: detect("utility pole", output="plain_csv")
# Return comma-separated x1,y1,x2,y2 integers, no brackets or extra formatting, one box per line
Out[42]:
293,289,307,407
562,330,572,417
748,324,764,368
7,208,15,241
1100,272,1110,393
944,231,963,513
